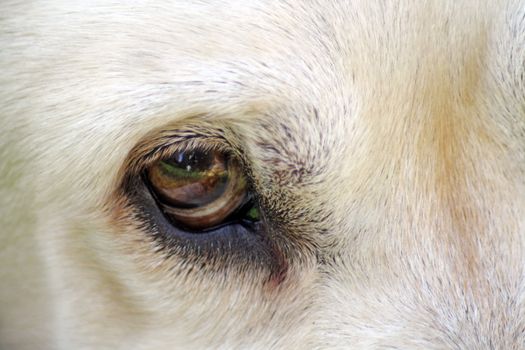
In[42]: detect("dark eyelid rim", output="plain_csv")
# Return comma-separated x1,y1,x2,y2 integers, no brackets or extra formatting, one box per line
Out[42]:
123,173,278,270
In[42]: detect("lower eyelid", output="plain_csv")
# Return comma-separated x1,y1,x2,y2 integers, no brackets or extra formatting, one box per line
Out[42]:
124,174,273,265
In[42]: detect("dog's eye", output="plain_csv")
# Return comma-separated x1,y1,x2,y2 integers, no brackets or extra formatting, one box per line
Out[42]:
118,135,297,276
146,149,260,231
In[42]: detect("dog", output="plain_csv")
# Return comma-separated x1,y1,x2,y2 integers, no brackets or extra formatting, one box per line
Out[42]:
1,1,525,349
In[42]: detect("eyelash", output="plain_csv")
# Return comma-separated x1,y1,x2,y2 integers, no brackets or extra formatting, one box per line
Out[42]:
139,138,233,174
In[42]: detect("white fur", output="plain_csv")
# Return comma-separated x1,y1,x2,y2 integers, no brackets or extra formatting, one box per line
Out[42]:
1,1,525,349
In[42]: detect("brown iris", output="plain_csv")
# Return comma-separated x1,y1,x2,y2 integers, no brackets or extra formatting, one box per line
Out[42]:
147,149,248,230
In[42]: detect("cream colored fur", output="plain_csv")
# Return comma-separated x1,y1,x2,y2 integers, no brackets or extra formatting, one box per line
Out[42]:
1,1,525,349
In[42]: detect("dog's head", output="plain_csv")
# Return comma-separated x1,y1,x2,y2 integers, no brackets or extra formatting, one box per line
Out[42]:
1,1,525,349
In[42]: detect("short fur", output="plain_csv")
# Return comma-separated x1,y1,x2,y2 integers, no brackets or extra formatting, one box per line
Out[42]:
1,1,525,349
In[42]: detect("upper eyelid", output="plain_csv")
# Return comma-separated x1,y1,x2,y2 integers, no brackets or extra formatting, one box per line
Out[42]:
133,138,230,175
125,126,242,176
